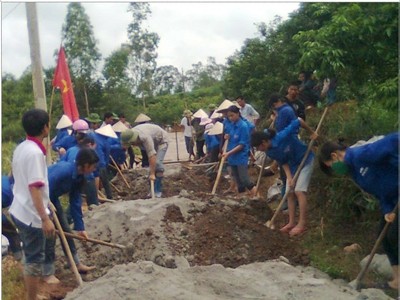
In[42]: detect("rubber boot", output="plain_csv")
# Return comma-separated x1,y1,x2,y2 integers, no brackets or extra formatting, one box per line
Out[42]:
154,176,162,198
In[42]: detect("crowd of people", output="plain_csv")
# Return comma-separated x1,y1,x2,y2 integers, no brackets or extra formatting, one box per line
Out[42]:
2,74,398,297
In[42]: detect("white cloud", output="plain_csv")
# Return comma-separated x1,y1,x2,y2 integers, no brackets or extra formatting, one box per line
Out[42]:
1,2,299,78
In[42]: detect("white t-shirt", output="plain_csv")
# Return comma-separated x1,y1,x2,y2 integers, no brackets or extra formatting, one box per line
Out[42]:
180,117,193,137
240,103,260,125
9,139,50,228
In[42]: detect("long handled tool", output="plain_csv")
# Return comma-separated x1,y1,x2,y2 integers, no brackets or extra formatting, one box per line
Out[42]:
350,203,398,290
266,107,329,229
56,230,126,250
150,179,155,200
110,155,131,188
211,138,229,195
49,203,83,286
254,155,267,198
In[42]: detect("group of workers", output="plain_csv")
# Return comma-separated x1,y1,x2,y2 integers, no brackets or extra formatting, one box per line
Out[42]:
2,76,398,298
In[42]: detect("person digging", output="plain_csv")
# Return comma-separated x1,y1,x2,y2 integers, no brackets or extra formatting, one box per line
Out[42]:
121,124,169,198
319,132,399,290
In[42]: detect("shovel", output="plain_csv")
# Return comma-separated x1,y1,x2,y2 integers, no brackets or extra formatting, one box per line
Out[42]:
57,230,126,250
266,107,329,229
349,202,398,290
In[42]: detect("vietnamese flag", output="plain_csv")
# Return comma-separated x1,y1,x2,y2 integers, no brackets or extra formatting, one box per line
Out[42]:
52,47,79,121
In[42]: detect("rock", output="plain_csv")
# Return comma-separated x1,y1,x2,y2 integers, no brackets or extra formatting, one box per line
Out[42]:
165,256,177,269
145,228,154,236
180,228,189,236
343,243,361,254
279,256,290,264
179,190,190,197
360,254,392,279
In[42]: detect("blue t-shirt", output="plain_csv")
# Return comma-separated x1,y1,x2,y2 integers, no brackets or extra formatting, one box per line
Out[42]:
205,133,220,151
226,118,250,166
48,161,85,231
53,134,77,154
344,132,398,214
2,175,13,208
275,103,297,132
267,118,314,174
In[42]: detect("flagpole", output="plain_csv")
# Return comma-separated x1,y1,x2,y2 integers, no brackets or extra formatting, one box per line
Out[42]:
46,87,56,164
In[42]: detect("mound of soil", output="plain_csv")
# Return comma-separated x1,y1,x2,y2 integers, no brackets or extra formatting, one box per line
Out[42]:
5,164,311,299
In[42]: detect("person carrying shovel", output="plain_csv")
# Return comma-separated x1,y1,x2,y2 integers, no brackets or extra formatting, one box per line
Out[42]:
121,123,169,198
251,117,318,236
319,132,398,290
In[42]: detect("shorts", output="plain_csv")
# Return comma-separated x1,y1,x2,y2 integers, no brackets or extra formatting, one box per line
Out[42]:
286,159,314,193
11,215,45,276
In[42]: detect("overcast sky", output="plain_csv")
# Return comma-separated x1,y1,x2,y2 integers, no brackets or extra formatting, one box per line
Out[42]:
1,2,300,79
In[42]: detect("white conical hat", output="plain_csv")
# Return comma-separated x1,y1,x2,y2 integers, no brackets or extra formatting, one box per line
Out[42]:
210,111,223,119
216,99,234,112
207,121,224,135
112,121,129,133
56,115,73,129
193,109,209,119
134,113,151,123
95,124,118,138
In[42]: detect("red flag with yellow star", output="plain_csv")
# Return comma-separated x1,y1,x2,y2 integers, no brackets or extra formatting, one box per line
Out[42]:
52,47,79,121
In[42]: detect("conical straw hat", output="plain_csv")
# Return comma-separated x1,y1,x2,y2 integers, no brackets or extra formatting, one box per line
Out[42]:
56,115,73,129
95,124,117,138
112,121,129,133
207,121,224,135
193,109,209,119
210,111,223,119
134,113,151,123
216,99,234,112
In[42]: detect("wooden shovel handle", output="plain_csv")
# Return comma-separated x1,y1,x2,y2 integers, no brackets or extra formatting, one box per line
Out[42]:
56,230,126,250
211,138,229,194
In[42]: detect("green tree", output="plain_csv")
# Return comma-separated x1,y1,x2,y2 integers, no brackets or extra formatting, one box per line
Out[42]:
153,65,182,95
292,3,398,108
61,2,102,115
127,2,160,108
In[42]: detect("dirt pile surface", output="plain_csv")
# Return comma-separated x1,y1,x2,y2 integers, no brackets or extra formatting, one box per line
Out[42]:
11,163,392,299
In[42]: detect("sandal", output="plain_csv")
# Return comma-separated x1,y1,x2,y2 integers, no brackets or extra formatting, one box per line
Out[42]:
289,226,307,237
279,223,295,233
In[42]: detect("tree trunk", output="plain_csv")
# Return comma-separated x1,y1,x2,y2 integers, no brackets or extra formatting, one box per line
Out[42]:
84,84,90,115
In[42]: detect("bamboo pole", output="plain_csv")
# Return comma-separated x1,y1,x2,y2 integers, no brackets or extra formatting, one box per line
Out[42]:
49,203,83,286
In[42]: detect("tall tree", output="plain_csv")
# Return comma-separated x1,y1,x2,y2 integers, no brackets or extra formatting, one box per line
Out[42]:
127,2,159,108
152,65,182,95
61,3,101,114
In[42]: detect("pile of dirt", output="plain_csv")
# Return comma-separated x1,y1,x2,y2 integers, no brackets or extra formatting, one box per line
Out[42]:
5,163,392,299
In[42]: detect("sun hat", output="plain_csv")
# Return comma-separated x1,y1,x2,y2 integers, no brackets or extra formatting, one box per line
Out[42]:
182,109,193,117
216,99,235,112
72,119,89,132
121,129,139,146
134,113,151,123
112,121,129,133
207,121,224,135
210,110,223,119
56,114,73,129
193,109,209,119
204,123,214,133
85,113,102,123
95,124,118,138
199,117,212,126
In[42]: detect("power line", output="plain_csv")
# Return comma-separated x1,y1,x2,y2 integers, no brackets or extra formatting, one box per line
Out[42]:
2,3,21,21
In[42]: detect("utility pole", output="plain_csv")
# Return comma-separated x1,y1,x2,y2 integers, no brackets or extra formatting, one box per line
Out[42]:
26,3,51,164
